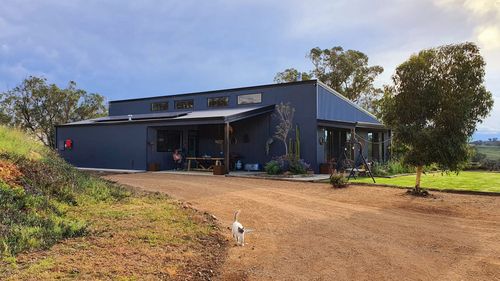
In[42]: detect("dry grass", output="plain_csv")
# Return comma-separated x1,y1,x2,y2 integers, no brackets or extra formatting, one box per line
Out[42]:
0,192,227,280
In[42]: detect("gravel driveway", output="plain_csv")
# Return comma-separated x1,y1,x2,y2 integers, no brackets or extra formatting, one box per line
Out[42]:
106,173,500,281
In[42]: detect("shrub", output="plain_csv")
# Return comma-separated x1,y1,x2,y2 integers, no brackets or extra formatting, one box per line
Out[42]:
370,162,388,176
386,160,411,175
265,155,312,175
264,160,281,175
288,158,310,174
369,160,414,176
480,158,500,171
330,173,348,188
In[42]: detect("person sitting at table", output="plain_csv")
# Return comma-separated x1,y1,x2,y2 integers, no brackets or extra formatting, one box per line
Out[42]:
172,149,183,170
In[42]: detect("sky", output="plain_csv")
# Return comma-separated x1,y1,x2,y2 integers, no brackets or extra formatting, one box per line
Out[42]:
0,0,499,140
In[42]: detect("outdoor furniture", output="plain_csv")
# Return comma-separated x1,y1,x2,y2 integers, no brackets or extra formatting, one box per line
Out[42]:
186,157,224,171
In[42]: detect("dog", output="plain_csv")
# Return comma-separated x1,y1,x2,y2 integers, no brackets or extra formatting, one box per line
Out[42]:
231,210,246,246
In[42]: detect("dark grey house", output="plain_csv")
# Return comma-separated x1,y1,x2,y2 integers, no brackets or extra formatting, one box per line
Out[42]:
56,80,390,173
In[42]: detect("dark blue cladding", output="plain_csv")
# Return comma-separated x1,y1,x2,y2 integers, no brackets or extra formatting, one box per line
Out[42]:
57,123,147,170
56,80,389,172
316,83,380,124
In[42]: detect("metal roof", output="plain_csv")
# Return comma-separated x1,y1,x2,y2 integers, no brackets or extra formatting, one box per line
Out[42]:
317,119,387,130
57,105,276,127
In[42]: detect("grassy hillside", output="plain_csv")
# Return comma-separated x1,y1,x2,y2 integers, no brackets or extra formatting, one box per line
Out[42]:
0,126,226,280
0,126,128,257
475,145,500,160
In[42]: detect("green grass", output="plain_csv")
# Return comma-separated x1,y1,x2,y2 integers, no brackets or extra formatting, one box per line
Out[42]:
475,145,500,160
350,171,500,193
0,126,46,159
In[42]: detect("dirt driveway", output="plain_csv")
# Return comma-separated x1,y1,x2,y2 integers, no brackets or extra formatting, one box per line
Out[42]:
106,173,500,281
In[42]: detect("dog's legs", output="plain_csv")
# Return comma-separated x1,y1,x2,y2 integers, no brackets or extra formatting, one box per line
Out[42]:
241,234,245,246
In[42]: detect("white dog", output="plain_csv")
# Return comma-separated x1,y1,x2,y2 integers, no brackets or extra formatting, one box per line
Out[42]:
231,210,246,246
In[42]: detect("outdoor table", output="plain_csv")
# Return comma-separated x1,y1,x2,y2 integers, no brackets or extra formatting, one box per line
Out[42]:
186,157,224,171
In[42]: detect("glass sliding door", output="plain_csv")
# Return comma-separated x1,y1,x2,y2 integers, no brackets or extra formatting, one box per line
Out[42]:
187,130,199,157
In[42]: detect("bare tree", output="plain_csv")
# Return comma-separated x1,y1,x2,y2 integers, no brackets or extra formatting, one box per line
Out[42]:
273,102,295,155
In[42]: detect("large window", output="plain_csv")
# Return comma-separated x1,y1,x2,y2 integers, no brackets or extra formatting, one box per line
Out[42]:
238,93,262,105
208,96,229,107
151,102,168,111
175,99,194,110
157,130,181,152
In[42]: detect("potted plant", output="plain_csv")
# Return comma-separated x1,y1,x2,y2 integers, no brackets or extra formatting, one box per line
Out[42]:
213,162,225,175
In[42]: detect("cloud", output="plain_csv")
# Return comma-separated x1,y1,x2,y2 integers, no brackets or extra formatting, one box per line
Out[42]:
0,0,498,135
477,25,500,50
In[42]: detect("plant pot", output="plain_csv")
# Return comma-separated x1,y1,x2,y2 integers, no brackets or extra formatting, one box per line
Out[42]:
213,165,225,175
319,163,331,174
148,163,160,171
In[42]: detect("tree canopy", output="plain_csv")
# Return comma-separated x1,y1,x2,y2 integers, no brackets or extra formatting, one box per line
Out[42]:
380,42,493,191
274,46,383,112
0,76,107,147
273,68,311,83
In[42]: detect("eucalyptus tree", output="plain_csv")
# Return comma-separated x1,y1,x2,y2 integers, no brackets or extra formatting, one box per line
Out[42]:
0,76,107,147
274,46,383,112
380,42,493,193
274,68,311,83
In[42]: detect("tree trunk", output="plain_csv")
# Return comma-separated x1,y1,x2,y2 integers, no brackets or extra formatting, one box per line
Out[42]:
415,165,423,192
283,140,288,156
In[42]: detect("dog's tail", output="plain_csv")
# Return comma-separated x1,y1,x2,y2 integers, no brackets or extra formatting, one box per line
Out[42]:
233,210,240,222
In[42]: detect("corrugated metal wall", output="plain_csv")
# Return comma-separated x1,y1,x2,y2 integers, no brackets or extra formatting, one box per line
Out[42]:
316,84,380,124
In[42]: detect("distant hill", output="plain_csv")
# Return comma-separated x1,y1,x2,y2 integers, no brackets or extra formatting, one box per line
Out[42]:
470,139,500,160
471,138,500,146
473,145,500,160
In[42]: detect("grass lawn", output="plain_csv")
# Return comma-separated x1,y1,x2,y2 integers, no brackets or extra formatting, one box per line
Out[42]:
350,171,500,193
475,145,500,160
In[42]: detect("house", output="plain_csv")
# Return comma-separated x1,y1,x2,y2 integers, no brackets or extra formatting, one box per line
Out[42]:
55,79,390,173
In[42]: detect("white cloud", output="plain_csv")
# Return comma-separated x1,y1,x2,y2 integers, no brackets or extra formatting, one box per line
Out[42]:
477,25,500,50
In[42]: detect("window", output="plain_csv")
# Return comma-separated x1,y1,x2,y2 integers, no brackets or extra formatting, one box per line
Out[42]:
157,130,181,152
175,99,194,110
238,93,262,105
151,102,168,111
208,96,229,107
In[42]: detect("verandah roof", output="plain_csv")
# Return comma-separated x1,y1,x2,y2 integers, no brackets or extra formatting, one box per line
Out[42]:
57,105,276,127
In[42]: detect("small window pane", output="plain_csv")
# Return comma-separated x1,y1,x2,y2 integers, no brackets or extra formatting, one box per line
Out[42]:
175,99,194,109
151,102,168,111
238,93,262,105
208,97,229,107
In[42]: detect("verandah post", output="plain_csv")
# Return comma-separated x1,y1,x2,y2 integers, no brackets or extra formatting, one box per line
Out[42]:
224,122,230,174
